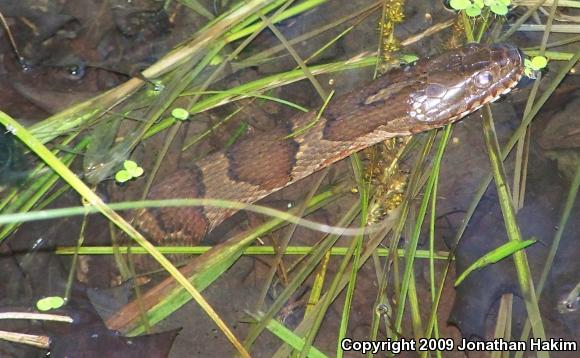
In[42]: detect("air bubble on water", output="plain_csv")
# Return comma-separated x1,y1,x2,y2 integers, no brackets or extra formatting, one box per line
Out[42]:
19,58,31,72
68,64,86,79
5,124,16,134
71,67,79,75
375,303,391,317
151,81,164,92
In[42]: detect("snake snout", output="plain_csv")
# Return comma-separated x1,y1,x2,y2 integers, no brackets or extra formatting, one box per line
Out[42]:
490,43,525,91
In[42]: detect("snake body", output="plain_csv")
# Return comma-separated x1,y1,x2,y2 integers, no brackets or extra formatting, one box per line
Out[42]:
134,43,524,249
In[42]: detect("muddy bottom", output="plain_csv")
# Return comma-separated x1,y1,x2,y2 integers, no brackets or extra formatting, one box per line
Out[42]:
1,0,579,357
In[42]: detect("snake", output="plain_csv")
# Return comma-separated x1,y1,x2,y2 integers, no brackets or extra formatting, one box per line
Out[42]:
133,43,524,252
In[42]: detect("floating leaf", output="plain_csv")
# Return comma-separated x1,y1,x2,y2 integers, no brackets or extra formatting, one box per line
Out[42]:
531,56,548,70
124,160,137,171
490,3,508,15
210,54,224,66
523,56,547,79
400,54,419,64
115,161,144,182
483,0,510,15
465,1,484,17
129,166,144,177
171,107,190,121
115,170,131,183
124,160,144,177
450,0,471,10
465,7,480,16
37,296,66,311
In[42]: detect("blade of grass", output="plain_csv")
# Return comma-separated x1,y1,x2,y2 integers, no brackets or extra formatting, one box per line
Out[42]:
305,249,331,316
497,0,548,43
273,213,398,358
427,140,442,357
481,106,547,348
181,90,309,112
243,203,361,351
139,45,225,199
448,49,580,280
0,112,251,357
454,239,537,286
368,134,435,351
512,0,558,210
177,0,215,20
27,0,288,144
254,168,329,311
0,137,89,242
515,162,580,357
336,153,368,358
0,197,387,238
226,0,329,43
56,246,449,259
243,0,381,65
107,184,344,334
523,35,580,50
491,294,513,358
393,125,452,334
300,208,367,357
257,8,328,99
248,312,328,358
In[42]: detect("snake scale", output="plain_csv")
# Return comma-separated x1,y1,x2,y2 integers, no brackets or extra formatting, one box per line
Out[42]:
134,43,524,252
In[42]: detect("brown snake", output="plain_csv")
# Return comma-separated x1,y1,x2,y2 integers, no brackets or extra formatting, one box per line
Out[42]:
134,43,524,252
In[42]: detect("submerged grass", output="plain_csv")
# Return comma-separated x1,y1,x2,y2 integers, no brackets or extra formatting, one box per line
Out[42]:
335,153,369,358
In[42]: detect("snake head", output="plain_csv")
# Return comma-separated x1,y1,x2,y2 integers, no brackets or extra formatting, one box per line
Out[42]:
408,43,524,125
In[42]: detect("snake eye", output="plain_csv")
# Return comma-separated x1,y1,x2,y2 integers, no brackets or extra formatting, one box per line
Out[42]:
475,71,493,88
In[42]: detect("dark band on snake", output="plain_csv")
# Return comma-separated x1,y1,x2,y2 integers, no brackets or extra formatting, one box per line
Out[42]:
132,43,524,261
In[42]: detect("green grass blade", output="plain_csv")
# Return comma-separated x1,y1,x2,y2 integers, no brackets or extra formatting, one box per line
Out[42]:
243,203,360,351
177,0,215,20
368,134,435,350
450,50,580,261
393,126,452,333
515,162,580,355
455,239,537,286
56,245,450,259
336,153,367,358
273,214,399,358
107,186,342,334
0,112,251,357
249,312,328,358
481,106,547,349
